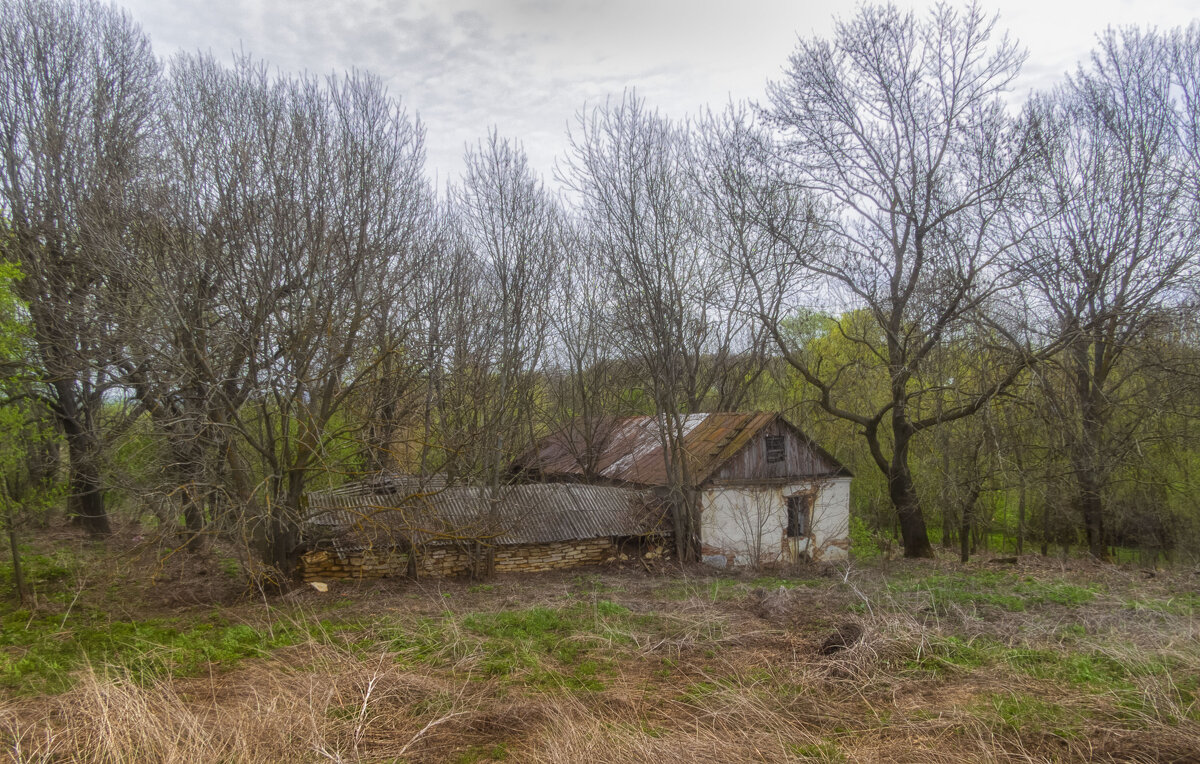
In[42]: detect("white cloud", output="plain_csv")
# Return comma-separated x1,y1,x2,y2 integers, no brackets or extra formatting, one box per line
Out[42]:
119,0,1200,184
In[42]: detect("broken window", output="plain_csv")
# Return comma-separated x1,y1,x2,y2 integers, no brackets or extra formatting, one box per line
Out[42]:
786,495,811,538
765,435,785,463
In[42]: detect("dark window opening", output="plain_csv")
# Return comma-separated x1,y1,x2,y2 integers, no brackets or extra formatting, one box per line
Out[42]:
786,495,811,538
765,435,785,463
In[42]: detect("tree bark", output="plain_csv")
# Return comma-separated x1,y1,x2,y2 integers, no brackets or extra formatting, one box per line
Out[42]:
6,505,27,604
960,500,971,563
1016,481,1026,556
889,428,934,558
1075,370,1108,560
1078,472,1106,560
64,429,110,536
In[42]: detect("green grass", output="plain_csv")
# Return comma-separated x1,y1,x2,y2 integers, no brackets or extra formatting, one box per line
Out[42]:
886,570,1098,613
460,601,634,683
661,578,745,601
897,632,1198,727
974,691,1084,739
377,599,690,694
785,740,846,761
0,551,82,598
1123,593,1200,616
750,575,824,590
0,609,302,693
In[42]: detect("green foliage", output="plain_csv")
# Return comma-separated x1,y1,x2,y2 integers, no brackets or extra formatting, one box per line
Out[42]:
0,261,64,601
848,515,881,560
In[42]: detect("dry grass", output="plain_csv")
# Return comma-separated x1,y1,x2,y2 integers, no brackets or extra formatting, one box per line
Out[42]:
3,547,1200,762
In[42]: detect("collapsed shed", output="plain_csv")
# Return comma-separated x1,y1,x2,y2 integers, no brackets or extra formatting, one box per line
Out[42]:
300,476,668,580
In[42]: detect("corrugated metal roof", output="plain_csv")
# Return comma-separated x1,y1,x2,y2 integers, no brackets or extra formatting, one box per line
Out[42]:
305,481,665,552
512,411,850,486
317,472,448,497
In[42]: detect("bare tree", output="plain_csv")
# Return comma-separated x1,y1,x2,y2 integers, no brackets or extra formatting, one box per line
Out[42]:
540,219,638,478
128,55,431,574
563,92,766,561
1020,28,1199,558
453,131,561,489
1172,23,1200,202
751,3,1039,557
0,0,159,534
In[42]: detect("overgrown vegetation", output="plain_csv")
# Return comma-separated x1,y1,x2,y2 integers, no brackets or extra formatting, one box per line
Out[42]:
2,536,1198,761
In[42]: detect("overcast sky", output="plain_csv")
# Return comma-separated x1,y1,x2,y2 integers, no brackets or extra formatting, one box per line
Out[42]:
120,0,1198,187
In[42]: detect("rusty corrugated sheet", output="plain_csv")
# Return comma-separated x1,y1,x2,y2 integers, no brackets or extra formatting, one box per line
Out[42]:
513,411,845,486
305,481,665,552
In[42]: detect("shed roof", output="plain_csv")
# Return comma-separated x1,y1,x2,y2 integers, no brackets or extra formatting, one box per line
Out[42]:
512,411,851,486
305,480,665,553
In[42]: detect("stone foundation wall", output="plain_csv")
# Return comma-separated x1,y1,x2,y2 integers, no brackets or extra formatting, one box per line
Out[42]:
417,546,473,578
493,538,613,572
301,537,623,581
300,548,410,581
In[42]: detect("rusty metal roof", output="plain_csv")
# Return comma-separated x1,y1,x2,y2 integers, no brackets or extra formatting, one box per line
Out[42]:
305,481,665,552
512,411,849,486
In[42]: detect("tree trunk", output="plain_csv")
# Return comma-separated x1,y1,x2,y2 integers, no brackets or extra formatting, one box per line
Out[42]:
1041,472,1051,556
889,431,934,558
941,445,954,549
6,503,27,604
1016,481,1026,556
179,487,207,552
64,429,110,536
1078,473,1106,560
172,447,208,552
669,490,700,563
253,470,302,582
1074,346,1109,560
960,500,971,563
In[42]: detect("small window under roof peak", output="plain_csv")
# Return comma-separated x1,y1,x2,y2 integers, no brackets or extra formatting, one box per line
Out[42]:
765,435,785,464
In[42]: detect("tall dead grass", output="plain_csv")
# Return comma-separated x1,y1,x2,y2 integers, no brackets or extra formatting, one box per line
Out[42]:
0,639,470,763
4,563,1200,762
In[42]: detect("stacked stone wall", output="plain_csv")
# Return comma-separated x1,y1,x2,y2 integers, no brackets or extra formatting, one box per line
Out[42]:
299,548,409,581
493,538,613,572
301,537,623,581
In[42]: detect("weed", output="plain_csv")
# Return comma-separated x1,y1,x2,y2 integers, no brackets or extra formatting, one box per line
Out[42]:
786,740,846,761
0,610,301,693
1124,593,1200,616
887,571,1097,613
975,691,1083,739
750,576,822,589
900,635,997,676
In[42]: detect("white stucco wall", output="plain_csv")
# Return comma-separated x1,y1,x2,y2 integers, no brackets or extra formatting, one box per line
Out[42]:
810,477,851,561
700,477,851,565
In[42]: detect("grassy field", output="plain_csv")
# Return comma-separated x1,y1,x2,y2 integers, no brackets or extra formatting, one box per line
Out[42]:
1,530,1199,762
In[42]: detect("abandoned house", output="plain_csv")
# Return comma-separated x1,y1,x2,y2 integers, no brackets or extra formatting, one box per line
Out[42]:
300,476,668,581
512,412,853,565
